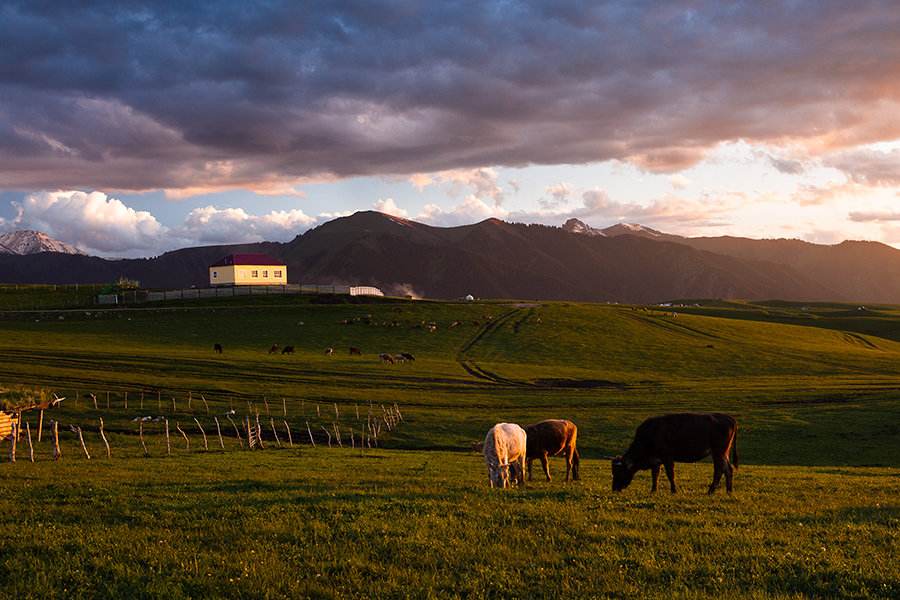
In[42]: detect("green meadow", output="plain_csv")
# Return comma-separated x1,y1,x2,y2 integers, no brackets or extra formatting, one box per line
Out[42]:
0,295,898,598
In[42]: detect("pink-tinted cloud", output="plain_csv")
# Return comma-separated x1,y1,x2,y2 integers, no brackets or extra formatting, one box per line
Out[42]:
2,2,900,194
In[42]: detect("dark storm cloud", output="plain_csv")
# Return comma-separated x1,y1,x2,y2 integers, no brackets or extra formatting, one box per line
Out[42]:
2,1,900,192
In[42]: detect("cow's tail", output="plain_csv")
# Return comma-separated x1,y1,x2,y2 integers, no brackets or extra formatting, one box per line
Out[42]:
730,428,739,469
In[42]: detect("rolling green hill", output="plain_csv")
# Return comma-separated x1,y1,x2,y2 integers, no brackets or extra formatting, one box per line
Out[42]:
0,296,898,597
0,297,898,464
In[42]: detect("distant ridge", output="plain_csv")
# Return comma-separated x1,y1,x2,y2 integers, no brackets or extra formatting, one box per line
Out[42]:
1,212,899,303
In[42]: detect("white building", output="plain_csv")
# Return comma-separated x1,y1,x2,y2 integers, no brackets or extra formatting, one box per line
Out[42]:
349,286,384,297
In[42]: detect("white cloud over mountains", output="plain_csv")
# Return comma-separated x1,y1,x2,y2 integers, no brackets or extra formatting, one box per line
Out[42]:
13,191,164,253
8,191,323,256
177,206,317,245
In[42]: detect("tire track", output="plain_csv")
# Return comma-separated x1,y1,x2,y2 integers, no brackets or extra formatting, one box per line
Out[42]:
456,307,525,385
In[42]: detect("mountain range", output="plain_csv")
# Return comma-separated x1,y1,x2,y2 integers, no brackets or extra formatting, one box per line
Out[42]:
1,212,899,303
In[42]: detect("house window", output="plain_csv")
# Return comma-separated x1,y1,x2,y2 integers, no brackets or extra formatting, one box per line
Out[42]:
274,270,282,278
263,270,269,278
252,270,259,278
212,271,218,279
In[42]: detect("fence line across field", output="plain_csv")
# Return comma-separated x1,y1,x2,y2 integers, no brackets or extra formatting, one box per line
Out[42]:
2,386,403,463
98,283,385,305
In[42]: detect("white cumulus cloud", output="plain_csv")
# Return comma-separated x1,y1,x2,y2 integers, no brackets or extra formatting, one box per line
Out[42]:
177,205,316,244
13,190,165,254
373,198,408,218
417,195,507,227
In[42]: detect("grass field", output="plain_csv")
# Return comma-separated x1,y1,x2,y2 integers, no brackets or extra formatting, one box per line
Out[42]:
1,296,898,597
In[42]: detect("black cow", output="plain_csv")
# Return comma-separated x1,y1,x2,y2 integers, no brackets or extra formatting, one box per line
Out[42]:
611,413,738,494
281,345,295,355
400,352,415,361
213,343,223,354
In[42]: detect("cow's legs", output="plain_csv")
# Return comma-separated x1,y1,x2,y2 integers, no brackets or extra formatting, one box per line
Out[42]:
571,448,580,481
487,467,495,488
527,458,533,481
564,446,575,482
708,458,725,495
724,460,734,493
518,456,527,487
540,453,551,481
664,462,677,493
650,464,661,492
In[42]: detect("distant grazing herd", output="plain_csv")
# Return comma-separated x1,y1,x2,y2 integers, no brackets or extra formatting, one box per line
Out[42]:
211,343,414,363
484,413,738,494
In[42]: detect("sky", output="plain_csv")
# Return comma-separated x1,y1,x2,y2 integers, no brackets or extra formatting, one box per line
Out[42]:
1,1,900,257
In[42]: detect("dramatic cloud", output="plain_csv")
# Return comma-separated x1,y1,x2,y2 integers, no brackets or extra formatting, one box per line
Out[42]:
3,2,900,194
13,190,164,253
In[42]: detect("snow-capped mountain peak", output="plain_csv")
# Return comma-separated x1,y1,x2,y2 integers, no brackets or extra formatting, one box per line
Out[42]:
561,218,606,236
0,230,83,255
601,222,664,237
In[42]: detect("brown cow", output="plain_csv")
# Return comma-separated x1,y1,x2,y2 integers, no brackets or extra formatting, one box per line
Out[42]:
611,412,738,495
349,347,362,356
268,344,279,354
525,419,580,482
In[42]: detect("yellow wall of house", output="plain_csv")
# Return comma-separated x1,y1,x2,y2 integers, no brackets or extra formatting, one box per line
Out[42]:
209,265,287,286
209,266,235,285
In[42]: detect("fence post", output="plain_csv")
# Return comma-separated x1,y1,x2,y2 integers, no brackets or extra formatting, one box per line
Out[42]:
139,422,149,456
214,417,225,450
8,422,16,462
284,420,293,448
193,417,208,450
52,421,61,460
98,417,111,458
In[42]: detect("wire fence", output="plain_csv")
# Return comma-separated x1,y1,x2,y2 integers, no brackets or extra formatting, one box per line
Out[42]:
98,284,385,305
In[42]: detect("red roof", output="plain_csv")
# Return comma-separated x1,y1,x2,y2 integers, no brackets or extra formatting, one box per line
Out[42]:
209,253,283,267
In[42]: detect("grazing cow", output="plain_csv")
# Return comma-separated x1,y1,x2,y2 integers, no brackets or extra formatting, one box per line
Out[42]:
393,354,406,363
379,353,395,364
281,345,295,355
483,423,527,489
349,347,362,356
525,419,580,482
325,347,334,356
400,352,415,362
268,344,279,354
611,412,738,495
213,343,223,354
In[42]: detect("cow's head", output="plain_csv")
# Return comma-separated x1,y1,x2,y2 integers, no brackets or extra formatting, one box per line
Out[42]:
489,463,511,488
611,456,637,491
